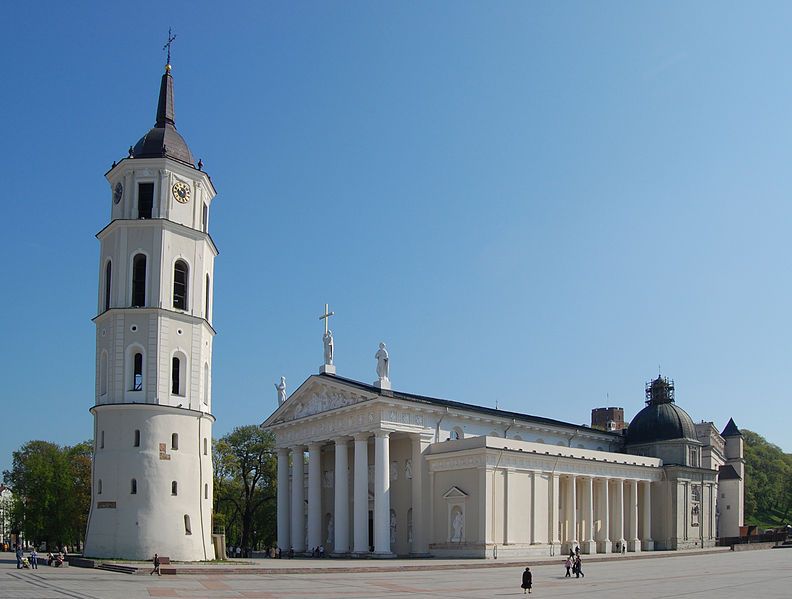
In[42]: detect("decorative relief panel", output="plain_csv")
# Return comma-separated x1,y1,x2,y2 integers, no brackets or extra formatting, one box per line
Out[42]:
285,386,369,421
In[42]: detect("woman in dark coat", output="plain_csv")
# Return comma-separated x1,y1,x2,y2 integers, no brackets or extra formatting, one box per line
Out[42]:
521,567,532,594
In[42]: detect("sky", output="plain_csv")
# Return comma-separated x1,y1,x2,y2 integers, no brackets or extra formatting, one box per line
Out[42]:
2,1,792,474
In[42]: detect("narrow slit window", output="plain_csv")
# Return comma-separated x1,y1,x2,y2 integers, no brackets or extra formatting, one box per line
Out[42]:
184,514,192,535
98,479,103,495
100,430,105,449
171,357,181,395
171,481,178,496
204,483,208,499
203,437,208,455
134,429,140,447
202,203,208,232
131,479,137,494
104,260,112,311
204,274,211,320
133,352,143,391
131,254,146,307
171,433,179,450
173,260,188,310
137,182,153,219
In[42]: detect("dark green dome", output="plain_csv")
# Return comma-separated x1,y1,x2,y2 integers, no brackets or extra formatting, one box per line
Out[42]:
625,375,697,445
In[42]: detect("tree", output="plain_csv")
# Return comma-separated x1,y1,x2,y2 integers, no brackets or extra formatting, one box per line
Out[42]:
742,429,792,526
2,440,93,549
213,426,277,553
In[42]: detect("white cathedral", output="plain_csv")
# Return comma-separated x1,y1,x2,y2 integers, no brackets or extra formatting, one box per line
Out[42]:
83,60,744,561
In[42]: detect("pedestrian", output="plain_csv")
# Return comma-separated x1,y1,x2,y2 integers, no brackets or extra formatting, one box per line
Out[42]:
30,549,38,569
622,542,626,554
575,545,580,557
521,567,532,594
150,553,161,576
575,556,584,578
564,556,572,577
15,544,23,569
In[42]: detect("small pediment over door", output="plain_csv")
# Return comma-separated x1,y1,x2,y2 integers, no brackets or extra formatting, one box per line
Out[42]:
442,486,468,499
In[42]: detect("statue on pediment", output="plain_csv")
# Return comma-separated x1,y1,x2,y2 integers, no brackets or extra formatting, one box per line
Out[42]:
274,376,287,405
375,342,389,380
323,330,334,365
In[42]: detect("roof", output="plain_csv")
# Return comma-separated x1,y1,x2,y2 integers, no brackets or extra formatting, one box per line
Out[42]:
718,464,742,480
131,66,194,166
307,373,620,438
721,417,742,437
625,399,698,445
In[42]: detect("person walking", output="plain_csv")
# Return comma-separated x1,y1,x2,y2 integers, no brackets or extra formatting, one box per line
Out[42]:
575,556,584,578
30,549,38,569
564,556,572,577
15,545,23,569
150,553,161,576
521,567,533,594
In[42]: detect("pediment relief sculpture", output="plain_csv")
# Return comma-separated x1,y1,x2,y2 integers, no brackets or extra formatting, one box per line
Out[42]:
281,384,369,422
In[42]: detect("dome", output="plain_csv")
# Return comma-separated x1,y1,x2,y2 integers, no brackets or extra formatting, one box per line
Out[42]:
131,67,194,166
624,375,697,445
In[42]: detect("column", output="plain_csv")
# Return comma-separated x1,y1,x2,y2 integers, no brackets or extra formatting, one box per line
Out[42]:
550,473,561,550
410,433,432,555
613,478,625,552
597,478,611,554
566,474,578,550
373,431,392,555
641,481,654,551
290,446,305,552
307,442,322,551
353,433,369,554
333,437,349,554
277,448,290,551
628,479,640,552
582,476,596,554
530,471,541,544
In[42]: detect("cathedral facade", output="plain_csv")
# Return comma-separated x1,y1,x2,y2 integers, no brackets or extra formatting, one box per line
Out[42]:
262,372,743,558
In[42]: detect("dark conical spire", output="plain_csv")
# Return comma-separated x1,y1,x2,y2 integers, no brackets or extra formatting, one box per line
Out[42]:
155,65,176,128
721,417,741,437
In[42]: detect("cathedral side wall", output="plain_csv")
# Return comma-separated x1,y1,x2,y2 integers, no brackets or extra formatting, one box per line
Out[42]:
431,468,480,546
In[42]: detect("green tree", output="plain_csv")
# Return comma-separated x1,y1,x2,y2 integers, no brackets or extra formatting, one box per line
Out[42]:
213,426,277,553
742,429,792,526
2,440,92,550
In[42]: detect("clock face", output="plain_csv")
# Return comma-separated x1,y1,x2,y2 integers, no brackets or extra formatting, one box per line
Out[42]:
113,182,123,204
172,181,191,204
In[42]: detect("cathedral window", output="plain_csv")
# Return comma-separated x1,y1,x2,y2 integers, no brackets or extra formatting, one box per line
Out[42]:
100,430,105,449
171,481,178,496
104,260,112,311
173,260,189,310
131,254,147,307
137,182,153,219
205,483,208,499
204,274,211,320
171,357,181,395
134,429,140,447
203,438,208,455
131,479,137,494
97,479,102,495
133,352,143,391
202,203,208,232
184,514,192,535
172,433,179,450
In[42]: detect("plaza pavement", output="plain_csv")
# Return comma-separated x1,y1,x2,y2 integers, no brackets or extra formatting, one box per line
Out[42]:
1,548,789,598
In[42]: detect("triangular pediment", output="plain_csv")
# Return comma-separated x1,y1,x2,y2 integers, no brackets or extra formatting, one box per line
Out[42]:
442,486,468,499
262,375,376,427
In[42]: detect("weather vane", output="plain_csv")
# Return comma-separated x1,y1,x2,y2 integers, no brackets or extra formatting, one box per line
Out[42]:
163,27,177,66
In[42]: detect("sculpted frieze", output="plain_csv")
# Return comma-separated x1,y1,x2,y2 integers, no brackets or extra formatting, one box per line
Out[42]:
284,385,369,421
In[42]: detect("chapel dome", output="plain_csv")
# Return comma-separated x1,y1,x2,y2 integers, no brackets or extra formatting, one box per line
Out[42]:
131,65,194,166
625,376,697,445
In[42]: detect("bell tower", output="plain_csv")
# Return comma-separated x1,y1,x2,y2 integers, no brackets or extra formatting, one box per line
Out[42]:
83,59,218,560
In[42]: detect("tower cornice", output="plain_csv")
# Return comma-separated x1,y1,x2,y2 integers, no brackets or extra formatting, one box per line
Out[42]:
92,306,217,335
95,218,219,256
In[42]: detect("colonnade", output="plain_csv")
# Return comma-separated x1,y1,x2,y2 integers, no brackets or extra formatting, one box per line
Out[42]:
556,474,653,553
276,431,428,556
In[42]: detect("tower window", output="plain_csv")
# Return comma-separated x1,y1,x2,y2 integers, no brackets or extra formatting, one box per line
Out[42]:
104,260,112,311
100,430,105,449
203,437,208,455
171,433,179,450
134,429,140,447
131,479,137,494
204,483,208,499
133,352,143,391
131,254,146,307
137,182,153,219
202,203,208,232
184,514,192,535
98,479,102,495
173,260,189,310
205,274,211,320
171,481,178,496
171,357,181,395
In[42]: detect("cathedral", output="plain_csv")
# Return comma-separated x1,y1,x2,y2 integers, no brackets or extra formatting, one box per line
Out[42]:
262,366,744,558
82,57,744,561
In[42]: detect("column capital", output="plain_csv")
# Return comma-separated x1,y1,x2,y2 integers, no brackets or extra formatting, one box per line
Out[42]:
290,444,306,453
353,432,371,442
307,441,323,452
332,436,350,446
374,429,392,439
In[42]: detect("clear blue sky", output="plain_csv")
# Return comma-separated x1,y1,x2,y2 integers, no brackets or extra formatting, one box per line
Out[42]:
3,2,791,474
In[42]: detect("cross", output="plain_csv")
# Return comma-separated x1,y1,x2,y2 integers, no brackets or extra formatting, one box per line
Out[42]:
319,303,335,335
163,28,177,65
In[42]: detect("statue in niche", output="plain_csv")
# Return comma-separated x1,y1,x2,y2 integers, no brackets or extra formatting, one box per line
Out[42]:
274,376,287,405
326,514,334,545
323,330,334,365
390,509,397,545
450,507,464,543
375,342,389,380
389,462,398,481
405,458,413,480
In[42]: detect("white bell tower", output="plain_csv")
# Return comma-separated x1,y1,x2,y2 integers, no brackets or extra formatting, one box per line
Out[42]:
83,59,218,560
